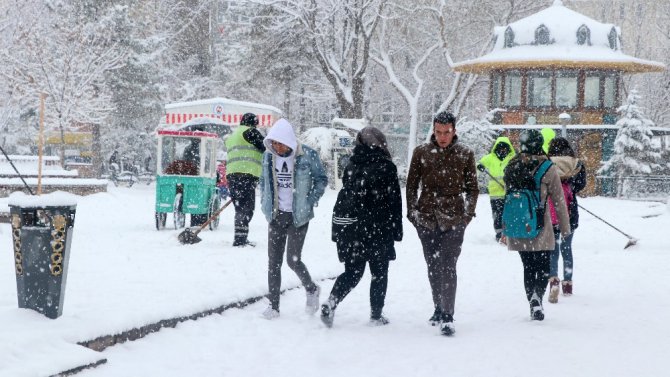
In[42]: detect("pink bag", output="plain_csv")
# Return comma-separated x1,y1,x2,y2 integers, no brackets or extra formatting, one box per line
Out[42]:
549,182,573,225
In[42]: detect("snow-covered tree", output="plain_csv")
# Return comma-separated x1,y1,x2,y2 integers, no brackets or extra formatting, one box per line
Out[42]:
456,110,503,162
250,0,387,119
0,1,127,164
599,90,662,196
371,3,439,165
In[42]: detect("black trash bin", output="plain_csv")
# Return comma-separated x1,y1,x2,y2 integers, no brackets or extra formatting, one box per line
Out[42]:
9,203,76,319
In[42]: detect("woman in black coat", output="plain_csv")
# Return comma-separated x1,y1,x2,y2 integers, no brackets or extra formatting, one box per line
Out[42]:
321,127,403,328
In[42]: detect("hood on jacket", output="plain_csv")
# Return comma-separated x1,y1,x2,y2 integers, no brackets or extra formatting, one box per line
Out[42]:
264,118,298,156
550,156,580,179
490,136,516,160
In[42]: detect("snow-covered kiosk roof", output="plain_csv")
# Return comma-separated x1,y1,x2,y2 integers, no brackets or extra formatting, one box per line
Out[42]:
453,0,665,74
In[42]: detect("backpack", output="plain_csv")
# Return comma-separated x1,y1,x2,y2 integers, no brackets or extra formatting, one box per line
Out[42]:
549,181,573,225
502,159,553,239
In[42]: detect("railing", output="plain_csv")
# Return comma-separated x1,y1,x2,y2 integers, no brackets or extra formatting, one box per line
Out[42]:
596,175,670,201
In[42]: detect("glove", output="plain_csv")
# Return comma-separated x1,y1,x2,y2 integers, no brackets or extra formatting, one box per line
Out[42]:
477,164,486,172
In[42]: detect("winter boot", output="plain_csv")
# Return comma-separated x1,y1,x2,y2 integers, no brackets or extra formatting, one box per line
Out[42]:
529,293,544,321
320,299,336,328
548,277,560,304
429,307,443,326
562,280,573,296
305,285,321,315
439,314,455,336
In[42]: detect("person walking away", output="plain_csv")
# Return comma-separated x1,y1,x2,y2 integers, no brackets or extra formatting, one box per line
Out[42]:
546,137,586,303
406,111,479,336
259,118,328,319
225,113,266,247
477,137,516,243
321,127,403,328
503,130,571,321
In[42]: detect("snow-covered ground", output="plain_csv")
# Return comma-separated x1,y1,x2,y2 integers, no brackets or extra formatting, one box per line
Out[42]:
1,184,668,377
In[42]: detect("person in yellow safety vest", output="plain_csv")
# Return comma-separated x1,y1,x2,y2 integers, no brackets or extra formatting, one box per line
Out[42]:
541,127,556,154
225,113,266,247
477,137,516,243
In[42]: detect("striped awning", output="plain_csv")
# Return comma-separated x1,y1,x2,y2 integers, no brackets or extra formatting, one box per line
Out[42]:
164,113,276,127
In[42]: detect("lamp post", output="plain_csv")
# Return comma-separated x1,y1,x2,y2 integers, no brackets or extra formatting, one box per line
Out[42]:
559,112,571,138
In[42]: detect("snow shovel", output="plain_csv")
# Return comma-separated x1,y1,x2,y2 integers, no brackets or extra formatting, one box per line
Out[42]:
479,166,505,189
577,204,638,249
178,199,232,245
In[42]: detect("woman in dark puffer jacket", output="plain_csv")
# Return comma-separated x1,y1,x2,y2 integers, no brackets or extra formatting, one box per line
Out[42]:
321,127,403,328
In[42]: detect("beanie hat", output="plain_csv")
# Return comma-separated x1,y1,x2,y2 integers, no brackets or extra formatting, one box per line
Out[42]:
519,129,544,155
240,113,258,127
356,126,391,158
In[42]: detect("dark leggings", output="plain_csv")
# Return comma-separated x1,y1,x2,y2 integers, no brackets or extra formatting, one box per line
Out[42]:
329,259,390,318
518,251,551,302
267,211,315,310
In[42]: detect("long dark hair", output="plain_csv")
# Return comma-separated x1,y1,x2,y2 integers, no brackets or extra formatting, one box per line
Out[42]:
548,137,575,157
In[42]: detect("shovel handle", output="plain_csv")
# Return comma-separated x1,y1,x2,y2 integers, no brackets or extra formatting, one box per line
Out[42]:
192,199,233,236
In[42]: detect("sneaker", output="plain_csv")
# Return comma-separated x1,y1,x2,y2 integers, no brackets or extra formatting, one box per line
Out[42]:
261,306,279,320
439,314,455,336
562,280,573,296
320,302,335,328
305,285,320,315
369,315,390,326
428,307,442,326
529,293,544,321
548,277,560,304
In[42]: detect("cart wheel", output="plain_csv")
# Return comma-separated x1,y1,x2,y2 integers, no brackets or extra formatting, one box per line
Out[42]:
208,196,221,231
155,212,167,230
173,193,186,229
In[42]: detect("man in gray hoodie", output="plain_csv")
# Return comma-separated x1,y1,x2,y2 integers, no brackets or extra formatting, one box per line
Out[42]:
259,118,328,319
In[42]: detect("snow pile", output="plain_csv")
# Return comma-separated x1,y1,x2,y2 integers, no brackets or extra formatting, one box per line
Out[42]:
8,191,78,208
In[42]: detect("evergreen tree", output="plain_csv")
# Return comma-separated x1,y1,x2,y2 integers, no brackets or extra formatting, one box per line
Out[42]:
599,90,662,196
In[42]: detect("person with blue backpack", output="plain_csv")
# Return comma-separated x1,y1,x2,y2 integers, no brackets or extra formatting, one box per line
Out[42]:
502,129,571,321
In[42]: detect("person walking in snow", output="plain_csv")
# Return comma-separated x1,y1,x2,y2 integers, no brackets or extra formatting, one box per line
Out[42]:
477,137,516,243
406,111,479,336
259,118,328,320
546,137,586,303
225,113,266,247
320,127,403,328
503,130,571,321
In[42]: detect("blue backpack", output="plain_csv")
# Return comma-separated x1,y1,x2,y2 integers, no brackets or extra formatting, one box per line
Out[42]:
502,159,553,239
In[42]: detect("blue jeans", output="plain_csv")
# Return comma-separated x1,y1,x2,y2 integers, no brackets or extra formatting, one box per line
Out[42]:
551,228,574,281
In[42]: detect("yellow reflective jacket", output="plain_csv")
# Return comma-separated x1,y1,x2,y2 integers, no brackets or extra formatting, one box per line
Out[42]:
478,137,516,198
225,126,263,177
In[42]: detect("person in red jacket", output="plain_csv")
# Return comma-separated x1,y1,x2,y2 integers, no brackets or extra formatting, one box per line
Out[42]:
216,158,230,201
